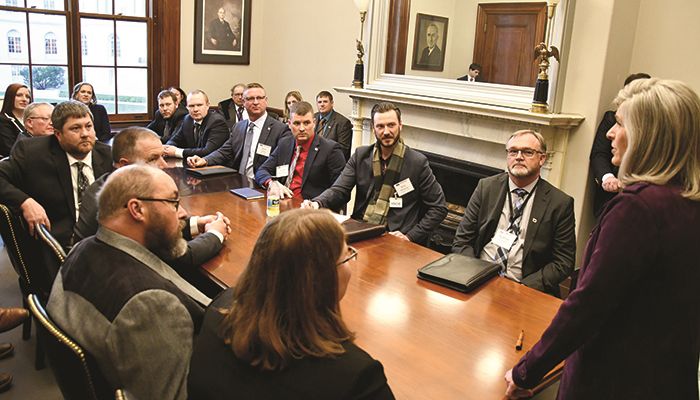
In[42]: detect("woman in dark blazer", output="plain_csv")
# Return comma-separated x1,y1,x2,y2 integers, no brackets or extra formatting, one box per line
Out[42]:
71,82,112,142
188,209,394,400
505,78,700,399
0,83,31,157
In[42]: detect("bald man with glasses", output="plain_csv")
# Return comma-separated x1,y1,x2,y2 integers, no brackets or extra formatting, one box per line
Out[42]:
452,130,576,297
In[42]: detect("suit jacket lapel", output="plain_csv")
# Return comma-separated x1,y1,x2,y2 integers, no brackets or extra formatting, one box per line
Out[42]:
50,140,75,218
301,135,321,187
483,174,509,244
523,180,550,259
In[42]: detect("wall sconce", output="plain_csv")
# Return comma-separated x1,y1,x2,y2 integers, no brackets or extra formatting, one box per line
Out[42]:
531,0,560,113
353,0,370,88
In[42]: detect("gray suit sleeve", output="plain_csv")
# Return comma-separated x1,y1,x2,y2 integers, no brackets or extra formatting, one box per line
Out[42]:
335,117,353,159
204,129,238,168
106,290,193,400
452,178,484,256
182,116,230,158
327,141,347,184
520,196,576,292
313,151,358,210
404,156,448,243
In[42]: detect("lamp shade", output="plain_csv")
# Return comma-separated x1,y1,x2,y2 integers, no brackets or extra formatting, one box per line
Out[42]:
354,0,370,12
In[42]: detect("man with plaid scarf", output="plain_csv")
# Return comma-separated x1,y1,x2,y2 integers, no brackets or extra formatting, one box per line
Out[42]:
303,102,447,244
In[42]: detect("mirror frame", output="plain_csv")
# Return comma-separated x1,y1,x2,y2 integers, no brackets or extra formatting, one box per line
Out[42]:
364,0,572,111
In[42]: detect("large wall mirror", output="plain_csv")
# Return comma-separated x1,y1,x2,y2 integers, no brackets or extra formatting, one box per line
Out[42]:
365,0,572,110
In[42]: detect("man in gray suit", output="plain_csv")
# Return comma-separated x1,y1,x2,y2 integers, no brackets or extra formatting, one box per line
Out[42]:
303,102,447,245
48,165,213,400
314,90,353,160
187,83,291,180
452,130,576,297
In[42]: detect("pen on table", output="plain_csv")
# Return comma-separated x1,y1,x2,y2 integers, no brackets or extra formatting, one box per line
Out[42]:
515,330,524,351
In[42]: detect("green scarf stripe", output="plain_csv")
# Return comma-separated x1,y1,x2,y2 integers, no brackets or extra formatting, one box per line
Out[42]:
363,138,406,225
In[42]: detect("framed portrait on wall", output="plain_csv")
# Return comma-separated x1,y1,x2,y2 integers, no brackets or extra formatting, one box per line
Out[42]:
194,0,252,64
411,13,448,72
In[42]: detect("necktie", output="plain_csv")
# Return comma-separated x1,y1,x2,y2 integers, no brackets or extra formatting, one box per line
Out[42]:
285,145,302,187
238,122,255,177
75,161,88,206
494,188,528,269
162,120,171,141
318,118,326,135
236,106,243,122
193,123,202,146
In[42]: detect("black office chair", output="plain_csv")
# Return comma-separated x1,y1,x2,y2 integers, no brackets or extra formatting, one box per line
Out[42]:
27,294,114,400
36,224,67,263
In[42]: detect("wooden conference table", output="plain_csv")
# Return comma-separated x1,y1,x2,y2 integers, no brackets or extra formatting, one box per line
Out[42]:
167,166,563,400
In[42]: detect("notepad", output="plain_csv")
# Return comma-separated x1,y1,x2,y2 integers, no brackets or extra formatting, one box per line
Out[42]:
230,188,264,200
186,166,236,177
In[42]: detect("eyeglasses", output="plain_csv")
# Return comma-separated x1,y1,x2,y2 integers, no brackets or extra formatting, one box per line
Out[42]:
336,246,358,266
506,148,544,158
28,117,51,122
135,196,180,210
244,96,266,102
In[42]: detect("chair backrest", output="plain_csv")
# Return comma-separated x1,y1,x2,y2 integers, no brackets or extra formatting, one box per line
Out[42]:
27,294,113,400
37,223,67,264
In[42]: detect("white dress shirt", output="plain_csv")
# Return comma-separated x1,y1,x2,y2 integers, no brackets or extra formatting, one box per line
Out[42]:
66,152,95,220
245,112,268,179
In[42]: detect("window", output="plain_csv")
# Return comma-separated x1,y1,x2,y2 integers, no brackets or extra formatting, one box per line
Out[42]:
43,0,55,8
81,33,87,56
44,32,57,55
7,29,21,53
108,33,121,58
4,0,18,6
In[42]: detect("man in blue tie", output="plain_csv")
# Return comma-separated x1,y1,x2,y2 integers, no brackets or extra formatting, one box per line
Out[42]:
187,83,290,180
452,130,576,297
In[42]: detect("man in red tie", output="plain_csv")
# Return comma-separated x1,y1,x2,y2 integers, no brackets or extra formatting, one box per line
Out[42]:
255,101,345,200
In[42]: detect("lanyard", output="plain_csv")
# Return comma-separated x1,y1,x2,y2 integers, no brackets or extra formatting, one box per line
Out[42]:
506,180,538,224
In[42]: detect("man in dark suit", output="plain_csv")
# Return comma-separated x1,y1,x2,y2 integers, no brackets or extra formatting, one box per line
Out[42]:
418,23,442,68
256,101,346,200
0,100,113,249
452,130,576,297
187,83,291,180
314,90,353,160
304,102,447,245
48,165,211,400
146,90,187,143
457,63,483,82
73,127,230,271
217,83,247,126
205,7,238,51
163,89,229,159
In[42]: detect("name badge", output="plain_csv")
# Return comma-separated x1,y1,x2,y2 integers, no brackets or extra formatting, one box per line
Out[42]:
276,165,289,177
393,178,414,197
492,229,518,250
389,197,403,208
256,143,271,157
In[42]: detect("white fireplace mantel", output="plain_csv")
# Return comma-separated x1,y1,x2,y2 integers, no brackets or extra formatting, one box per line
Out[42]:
335,86,584,187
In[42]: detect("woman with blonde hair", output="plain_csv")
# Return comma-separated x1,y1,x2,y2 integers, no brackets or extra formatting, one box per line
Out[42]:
282,90,303,123
71,82,112,142
189,208,394,399
504,78,700,399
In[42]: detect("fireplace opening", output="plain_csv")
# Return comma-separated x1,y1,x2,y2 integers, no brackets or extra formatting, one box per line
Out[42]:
419,150,502,254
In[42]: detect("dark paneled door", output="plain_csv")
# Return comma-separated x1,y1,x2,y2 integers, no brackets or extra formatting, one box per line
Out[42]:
473,3,547,86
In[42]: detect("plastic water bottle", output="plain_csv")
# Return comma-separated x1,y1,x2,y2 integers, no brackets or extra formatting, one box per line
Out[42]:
266,183,280,217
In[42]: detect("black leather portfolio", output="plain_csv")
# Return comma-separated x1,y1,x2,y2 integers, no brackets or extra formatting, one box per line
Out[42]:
186,166,236,177
341,219,386,243
417,253,501,293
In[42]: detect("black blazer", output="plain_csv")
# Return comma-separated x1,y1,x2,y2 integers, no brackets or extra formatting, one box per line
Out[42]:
188,288,395,400
254,134,346,199
0,112,24,157
589,110,618,217
146,107,187,143
88,103,112,143
205,114,291,175
0,135,113,248
313,144,447,244
451,172,576,296
166,110,229,158
217,98,247,125
314,110,353,160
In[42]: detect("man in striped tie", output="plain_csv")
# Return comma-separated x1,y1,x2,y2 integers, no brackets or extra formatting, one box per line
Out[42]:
452,130,576,297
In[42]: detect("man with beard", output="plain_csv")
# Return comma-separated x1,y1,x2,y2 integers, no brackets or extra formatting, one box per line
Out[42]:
0,100,112,249
48,165,212,400
452,130,576,297
302,102,447,245
146,90,187,143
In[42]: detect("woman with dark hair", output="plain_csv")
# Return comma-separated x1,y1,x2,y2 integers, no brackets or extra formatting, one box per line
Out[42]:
71,82,112,142
189,209,394,400
168,86,188,113
0,83,31,157
504,79,700,399
282,90,303,123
